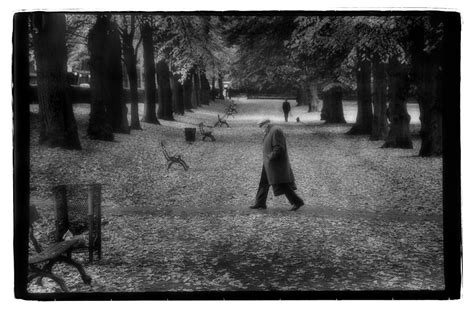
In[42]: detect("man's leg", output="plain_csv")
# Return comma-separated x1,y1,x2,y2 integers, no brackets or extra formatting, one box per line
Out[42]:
281,184,304,210
251,167,270,208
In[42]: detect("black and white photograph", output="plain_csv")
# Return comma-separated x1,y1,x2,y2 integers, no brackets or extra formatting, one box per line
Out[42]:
9,3,463,303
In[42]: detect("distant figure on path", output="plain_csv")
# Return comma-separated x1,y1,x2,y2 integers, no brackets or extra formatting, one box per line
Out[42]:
249,119,305,211
282,98,291,122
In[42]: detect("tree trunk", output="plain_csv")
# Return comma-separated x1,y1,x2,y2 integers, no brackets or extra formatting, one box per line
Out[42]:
106,21,129,134
320,95,328,120
296,87,304,106
347,59,373,135
156,60,173,120
211,76,216,101
87,15,114,141
196,70,205,105
307,81,321,112
411,22,443,156
381,59,413,149
200,72,210,105
370,57,388,140
297,84,309,108
125,60,141,130
140,21,159,124
171,74,184,115
218,74,224,99
321,87,346,124
122,20,141,130
183,73,193,111
195,69,202,106
13,14,32,291
191,67,199,109
33,13,82,148
417,66,443,156
170,76,177,113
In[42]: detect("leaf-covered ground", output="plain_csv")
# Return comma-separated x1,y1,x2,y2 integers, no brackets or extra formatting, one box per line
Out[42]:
28,98,443,293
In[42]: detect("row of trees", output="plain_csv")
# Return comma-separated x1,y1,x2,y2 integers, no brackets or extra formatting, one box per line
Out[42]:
26,13,230,149
224,14,459,156
22,13,458,157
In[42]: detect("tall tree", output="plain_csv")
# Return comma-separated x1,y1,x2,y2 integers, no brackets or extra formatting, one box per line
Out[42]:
342,16,409,142
106,18,129,134
217,73,224,99
64,14,94,73
156,59,174,120
195,69,202,105
210,76,216,101
200,71,211,105
32,12,82,149
307,81,322,112
191,66,200,108
409,16,446,156
170,74,184,114
290,16,403,135
13,13,31,295
370,55,388,140
347,58,373,135
320,82,346,123
296,85,309,107
119,14,142,130
140,15,159,124
224,16,300,98
183,72,193,111
155,15,228,106
381,58,413,149
289,16,354,115
87,14,114,140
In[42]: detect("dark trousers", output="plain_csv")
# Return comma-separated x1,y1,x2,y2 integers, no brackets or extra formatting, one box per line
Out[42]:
284,112,289,122
255,167,303,207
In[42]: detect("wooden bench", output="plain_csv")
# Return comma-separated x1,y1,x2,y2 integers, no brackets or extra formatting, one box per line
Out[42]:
214,114,230,128
198,122,216,142
161,141,189,170
28,206,92,292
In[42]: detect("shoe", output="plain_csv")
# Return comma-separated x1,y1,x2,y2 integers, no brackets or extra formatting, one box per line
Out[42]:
249,204,267,210
290,202,304,211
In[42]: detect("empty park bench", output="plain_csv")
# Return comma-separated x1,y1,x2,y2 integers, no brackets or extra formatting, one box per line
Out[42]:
198,122,216,142
28,205,92,292
161,141,189,171
214,114,230,128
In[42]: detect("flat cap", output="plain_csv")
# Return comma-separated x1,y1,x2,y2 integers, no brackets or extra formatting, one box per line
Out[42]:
257,119,271,127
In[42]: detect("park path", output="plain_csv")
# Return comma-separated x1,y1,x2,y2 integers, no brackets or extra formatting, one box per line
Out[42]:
29,98,444,292
108,97,438,217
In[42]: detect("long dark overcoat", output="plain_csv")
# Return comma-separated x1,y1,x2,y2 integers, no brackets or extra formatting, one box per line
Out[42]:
262,125,296,193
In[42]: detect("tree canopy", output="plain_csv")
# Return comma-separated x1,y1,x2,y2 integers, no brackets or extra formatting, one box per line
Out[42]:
222,16,299,92
29,12,455,156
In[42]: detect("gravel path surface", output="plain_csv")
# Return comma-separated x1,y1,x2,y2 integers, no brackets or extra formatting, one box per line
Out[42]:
28,98,444,293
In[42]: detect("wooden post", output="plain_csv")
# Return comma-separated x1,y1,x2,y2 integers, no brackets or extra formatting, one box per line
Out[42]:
87,184,102,262
96,184,102,260
87,184,94,263
53,185,69,242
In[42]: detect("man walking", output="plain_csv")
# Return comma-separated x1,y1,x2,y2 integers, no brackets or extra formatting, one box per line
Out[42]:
249,119,304,211
282,98,291,122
